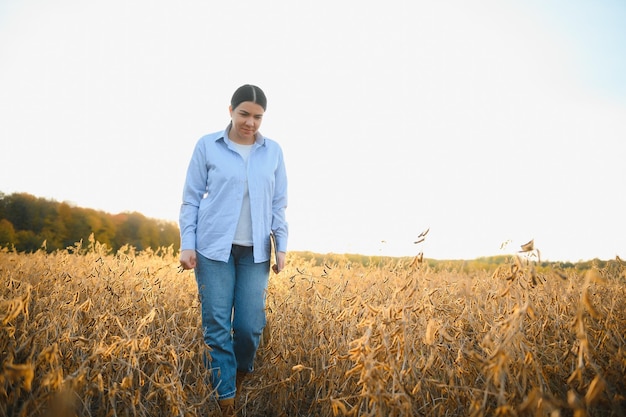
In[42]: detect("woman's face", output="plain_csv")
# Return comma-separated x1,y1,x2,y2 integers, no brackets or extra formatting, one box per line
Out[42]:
229,101,265,144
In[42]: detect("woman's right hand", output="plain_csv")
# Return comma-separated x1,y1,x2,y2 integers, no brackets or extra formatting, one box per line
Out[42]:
179,249,197,270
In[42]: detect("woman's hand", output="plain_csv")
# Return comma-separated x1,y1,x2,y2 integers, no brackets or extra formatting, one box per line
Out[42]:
272,251,286,274
179,249,197,270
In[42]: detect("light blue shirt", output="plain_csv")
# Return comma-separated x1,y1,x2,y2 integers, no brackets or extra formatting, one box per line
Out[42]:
179,126,288,263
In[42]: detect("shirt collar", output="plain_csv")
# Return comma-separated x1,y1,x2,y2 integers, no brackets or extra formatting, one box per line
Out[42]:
218,122,265,147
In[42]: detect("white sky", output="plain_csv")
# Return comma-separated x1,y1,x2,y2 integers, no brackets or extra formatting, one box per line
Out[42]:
1,0,625,261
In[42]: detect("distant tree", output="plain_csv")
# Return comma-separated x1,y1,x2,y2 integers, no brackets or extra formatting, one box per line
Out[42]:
3,193,38,231
115,212,152,251
15,229,42,252
41,209,68,251
0,191,180,253
158,221,180,252
64,208,93,247
0,218,16,247
90,210,116,249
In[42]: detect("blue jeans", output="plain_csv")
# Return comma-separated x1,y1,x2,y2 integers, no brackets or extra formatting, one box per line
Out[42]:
195,246,270,400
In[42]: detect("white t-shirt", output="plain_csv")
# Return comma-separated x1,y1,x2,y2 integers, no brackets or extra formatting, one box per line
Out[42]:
231,142,254,246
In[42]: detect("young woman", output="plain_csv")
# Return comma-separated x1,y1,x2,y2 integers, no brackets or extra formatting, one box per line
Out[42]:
179,84,288,416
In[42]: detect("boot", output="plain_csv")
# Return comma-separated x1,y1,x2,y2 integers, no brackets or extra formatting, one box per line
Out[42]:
218,398,235,417
236,371,249,393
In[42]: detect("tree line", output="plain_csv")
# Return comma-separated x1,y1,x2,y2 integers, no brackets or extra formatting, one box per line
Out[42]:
0,192,180,253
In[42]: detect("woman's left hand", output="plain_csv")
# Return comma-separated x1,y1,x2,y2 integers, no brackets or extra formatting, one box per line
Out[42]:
273,251,286,274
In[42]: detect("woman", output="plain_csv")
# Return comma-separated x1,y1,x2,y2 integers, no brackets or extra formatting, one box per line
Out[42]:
179,84,288,416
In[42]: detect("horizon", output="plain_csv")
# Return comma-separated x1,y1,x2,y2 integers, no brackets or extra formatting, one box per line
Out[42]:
1,189,620,263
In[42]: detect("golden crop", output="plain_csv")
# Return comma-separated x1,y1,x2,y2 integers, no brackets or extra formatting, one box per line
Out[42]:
1,238,625,416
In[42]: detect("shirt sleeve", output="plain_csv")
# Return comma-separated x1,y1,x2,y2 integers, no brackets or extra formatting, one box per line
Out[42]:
179,140,208,251
271,146,289,252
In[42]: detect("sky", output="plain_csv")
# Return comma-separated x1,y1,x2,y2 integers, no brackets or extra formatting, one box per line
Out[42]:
1,0,625,262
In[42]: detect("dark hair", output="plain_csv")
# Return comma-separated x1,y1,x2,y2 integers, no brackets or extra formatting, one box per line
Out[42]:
231,84,267,111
